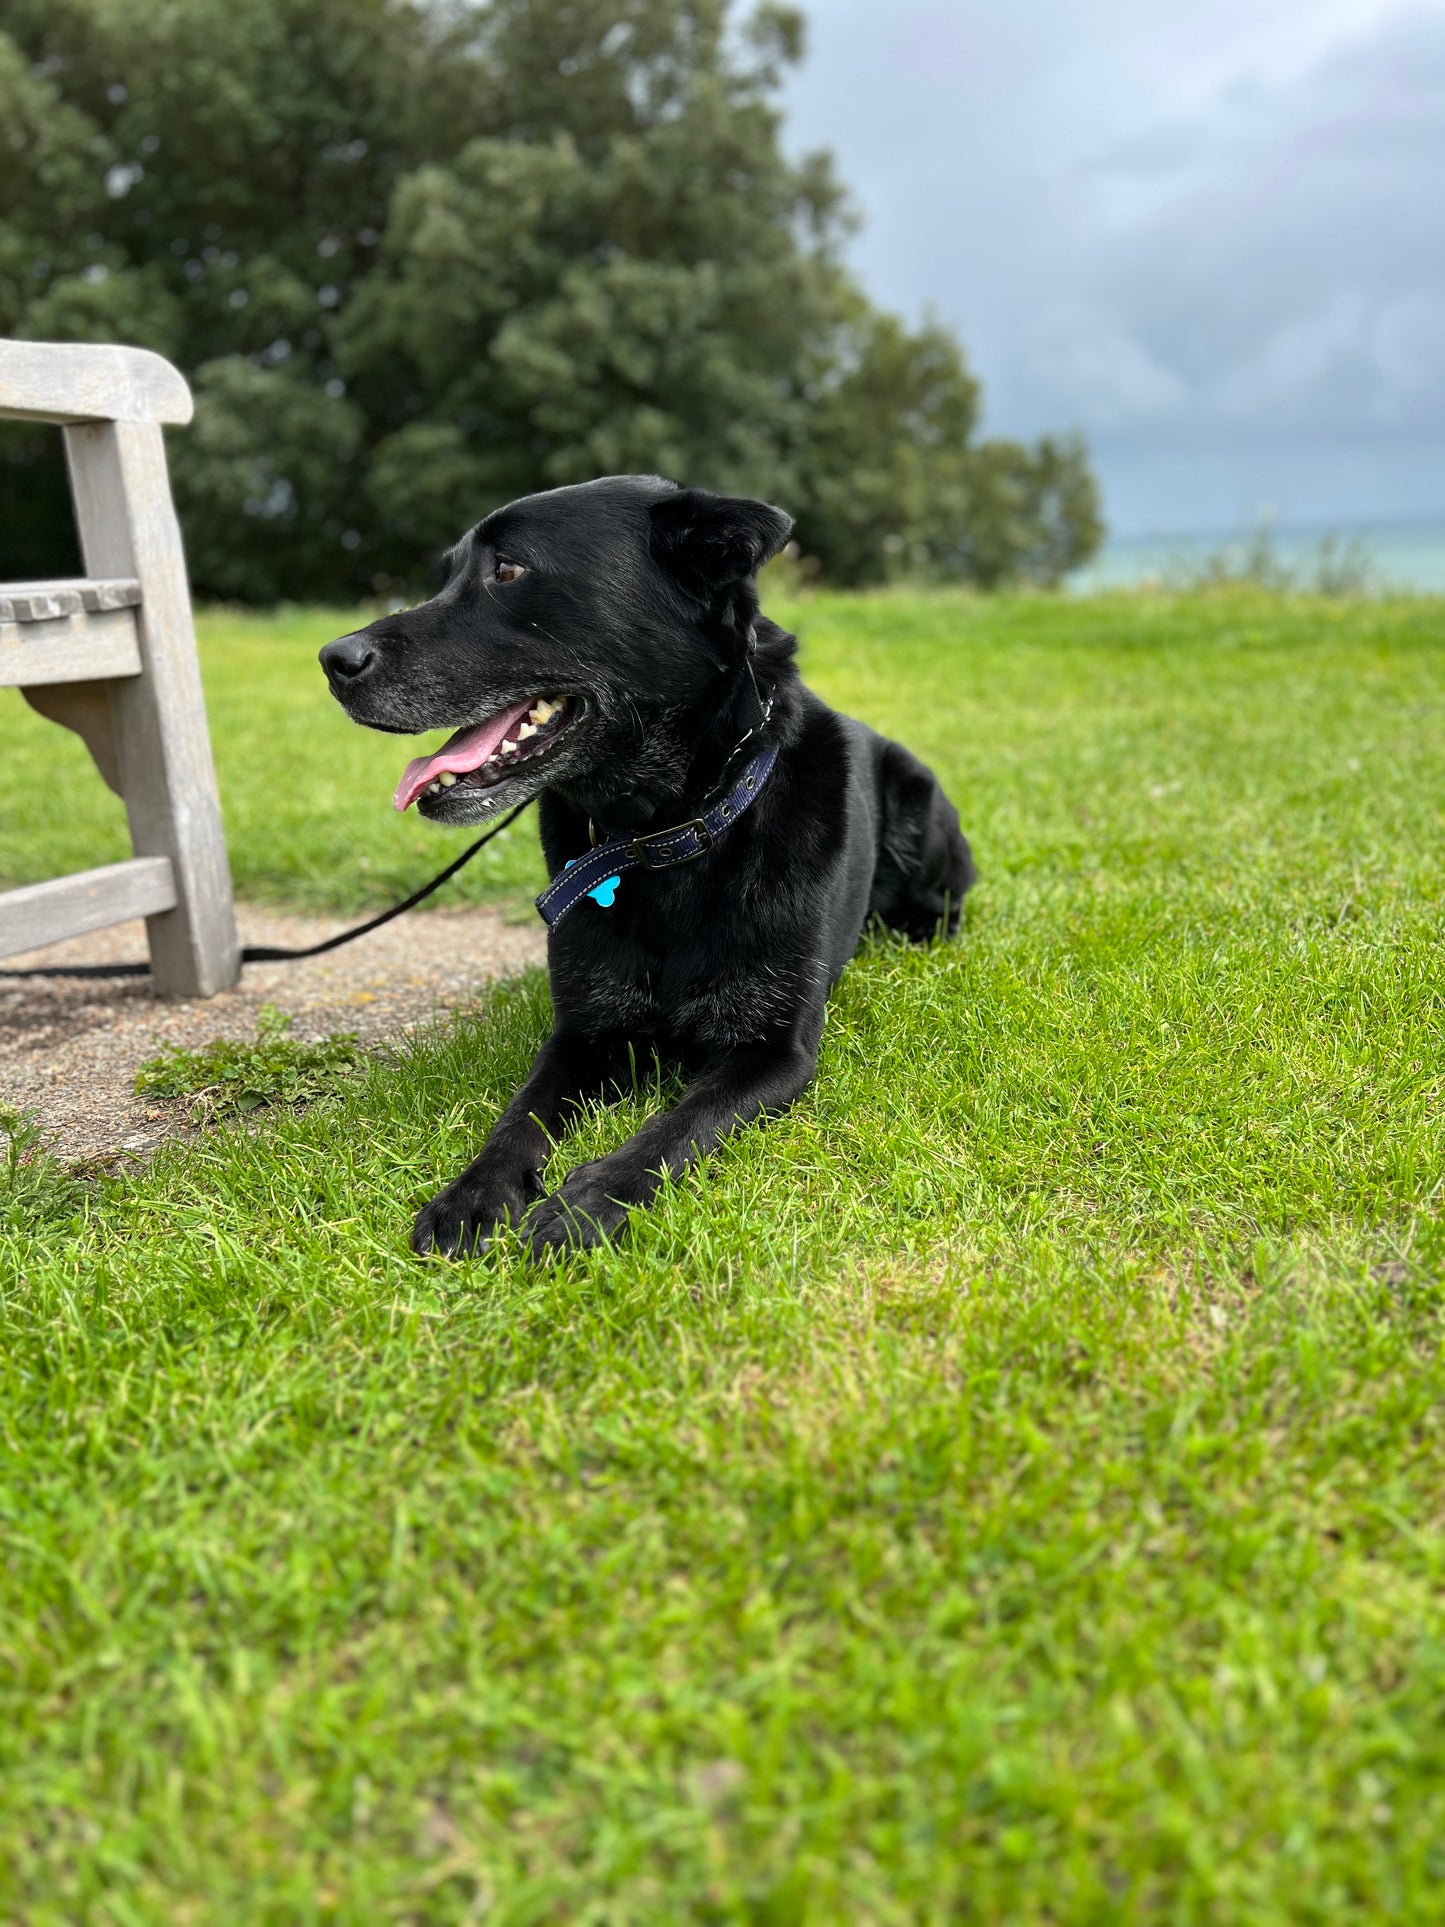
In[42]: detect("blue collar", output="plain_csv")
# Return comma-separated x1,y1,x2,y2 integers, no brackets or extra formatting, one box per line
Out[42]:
534,740,780,930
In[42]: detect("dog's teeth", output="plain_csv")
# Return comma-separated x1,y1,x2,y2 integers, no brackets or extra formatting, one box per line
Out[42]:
437,771,458,787
517,721,538,740
426,780,442,795
501,738,518,755
529,699,558,724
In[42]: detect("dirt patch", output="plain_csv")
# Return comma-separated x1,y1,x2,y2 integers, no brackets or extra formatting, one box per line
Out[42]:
1,903,545,1168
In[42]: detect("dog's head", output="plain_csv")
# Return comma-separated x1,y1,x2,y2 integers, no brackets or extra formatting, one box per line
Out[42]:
320,475,792,823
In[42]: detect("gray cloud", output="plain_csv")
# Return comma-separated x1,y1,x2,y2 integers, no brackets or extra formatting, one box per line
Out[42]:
784,0,1445,531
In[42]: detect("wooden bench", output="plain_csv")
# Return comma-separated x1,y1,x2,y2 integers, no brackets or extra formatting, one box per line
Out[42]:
0,339,240,995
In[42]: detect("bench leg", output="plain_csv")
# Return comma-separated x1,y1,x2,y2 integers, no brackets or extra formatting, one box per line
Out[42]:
64,419,240,996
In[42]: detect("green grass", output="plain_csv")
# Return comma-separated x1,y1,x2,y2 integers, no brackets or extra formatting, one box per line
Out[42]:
2,588,1444,1921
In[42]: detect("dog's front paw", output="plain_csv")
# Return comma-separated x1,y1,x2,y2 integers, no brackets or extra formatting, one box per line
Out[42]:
524,1163,631,1256
412,1170,535,1259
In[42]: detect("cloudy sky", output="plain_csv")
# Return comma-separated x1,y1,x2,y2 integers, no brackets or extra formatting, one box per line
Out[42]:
782,0,1445,536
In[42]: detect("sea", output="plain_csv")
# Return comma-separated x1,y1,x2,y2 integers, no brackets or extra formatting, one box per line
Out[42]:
1072,518,1445,595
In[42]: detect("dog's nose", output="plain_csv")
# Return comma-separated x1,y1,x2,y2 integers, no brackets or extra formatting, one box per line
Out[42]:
319,633,379,688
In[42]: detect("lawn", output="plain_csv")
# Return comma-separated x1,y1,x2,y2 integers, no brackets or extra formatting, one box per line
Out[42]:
2,587,1444,1922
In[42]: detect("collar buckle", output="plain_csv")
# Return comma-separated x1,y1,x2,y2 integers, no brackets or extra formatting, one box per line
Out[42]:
628,818,713,869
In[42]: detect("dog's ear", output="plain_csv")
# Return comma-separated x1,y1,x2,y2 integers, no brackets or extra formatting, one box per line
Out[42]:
650,488,793,593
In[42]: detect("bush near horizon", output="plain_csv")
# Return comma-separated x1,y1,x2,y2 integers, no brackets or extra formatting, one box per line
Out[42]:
0,0,1102,601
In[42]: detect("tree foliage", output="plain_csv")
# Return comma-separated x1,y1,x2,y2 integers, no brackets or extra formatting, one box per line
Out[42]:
0,0,1102,598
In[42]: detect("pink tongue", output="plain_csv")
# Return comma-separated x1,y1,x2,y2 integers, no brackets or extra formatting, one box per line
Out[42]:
393,699,536,812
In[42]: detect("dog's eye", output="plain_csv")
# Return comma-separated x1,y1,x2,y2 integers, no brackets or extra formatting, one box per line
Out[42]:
494,559,526,584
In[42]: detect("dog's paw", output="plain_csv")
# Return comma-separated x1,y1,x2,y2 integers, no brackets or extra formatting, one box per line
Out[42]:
523,1164,630,1256
411,1172,533,1259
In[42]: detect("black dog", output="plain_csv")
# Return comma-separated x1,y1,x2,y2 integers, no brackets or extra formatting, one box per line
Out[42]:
320,477,974,1256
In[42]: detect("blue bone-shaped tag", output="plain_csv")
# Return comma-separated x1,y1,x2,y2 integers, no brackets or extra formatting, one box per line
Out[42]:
563,859,621,909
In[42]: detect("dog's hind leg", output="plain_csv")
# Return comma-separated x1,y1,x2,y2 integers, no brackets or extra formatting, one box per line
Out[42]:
413,1026,627,1258
868,739,975,942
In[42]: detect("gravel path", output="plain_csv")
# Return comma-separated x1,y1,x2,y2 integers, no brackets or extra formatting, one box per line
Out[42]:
1,904,546,1168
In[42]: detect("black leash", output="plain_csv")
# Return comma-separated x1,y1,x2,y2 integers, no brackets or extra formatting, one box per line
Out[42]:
0,801,534,983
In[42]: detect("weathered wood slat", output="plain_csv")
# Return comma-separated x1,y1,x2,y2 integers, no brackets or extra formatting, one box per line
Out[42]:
0,578,142,621
0,857,177,961
0,340,192,426
0,605,142,687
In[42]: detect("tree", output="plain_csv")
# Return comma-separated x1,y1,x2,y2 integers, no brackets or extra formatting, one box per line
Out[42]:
0,0,1103,597
0,0,488,593
782,307,980,587
925,434,1105,590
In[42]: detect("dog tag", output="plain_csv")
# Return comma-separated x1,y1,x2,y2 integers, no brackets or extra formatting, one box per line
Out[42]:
562,858,622,909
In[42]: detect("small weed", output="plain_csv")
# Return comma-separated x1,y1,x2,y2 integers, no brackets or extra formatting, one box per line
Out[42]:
1166,522,1374,594
134,1002,364,1120
0,1108,87,1230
